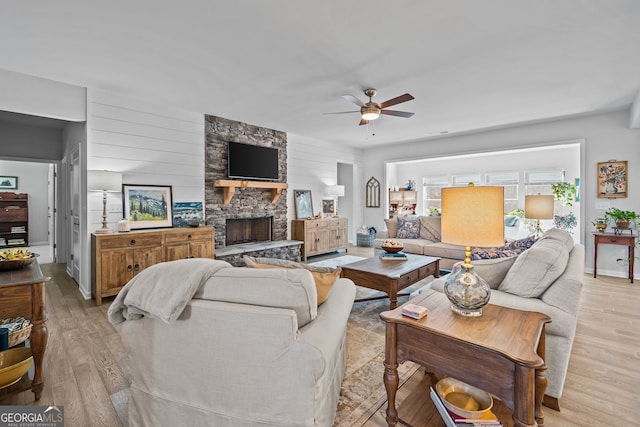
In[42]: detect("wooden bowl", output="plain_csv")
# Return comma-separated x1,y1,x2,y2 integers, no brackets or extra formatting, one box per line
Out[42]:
435,377,493,419
0,253,38,271
0,348,34,389
381,243,404,253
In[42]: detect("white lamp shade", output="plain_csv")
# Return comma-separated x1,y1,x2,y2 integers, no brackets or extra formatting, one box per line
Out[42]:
525,195,554,219
441,185,504,247
327,185,345,197
88,170,122,192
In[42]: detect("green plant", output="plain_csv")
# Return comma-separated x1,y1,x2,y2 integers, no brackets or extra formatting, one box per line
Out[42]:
427,206,441,216
604,207,638,228
551,182,577,207
506,208,525,218
405,179,416,189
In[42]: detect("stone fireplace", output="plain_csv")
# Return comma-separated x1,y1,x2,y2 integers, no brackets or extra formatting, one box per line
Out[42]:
204,115,301,265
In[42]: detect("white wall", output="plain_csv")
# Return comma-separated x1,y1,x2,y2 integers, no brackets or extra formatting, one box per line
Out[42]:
363,109,640,279
80,89,205,298
287,134,363,242
0,68,86,122
0,121,64,161
0,160,50,244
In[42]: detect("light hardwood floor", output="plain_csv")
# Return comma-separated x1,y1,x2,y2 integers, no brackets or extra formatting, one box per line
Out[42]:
2,248,638,427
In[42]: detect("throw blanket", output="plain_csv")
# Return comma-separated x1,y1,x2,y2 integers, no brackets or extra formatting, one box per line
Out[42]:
108,258,230,331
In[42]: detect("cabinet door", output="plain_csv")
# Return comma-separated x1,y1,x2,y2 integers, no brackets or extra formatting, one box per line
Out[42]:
305,229,330,256
100,249,135,294
189,240,213,258
403,191,418,203
164,243,190,261
134,246,164,275
389,191,403,204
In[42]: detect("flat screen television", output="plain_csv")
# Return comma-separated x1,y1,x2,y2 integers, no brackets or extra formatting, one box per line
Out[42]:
228,141,279,181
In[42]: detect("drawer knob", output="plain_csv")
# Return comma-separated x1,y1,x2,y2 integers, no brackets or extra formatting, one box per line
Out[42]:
134,263,140,270
130,239,136,245
188,234,192,239
127,265,133,271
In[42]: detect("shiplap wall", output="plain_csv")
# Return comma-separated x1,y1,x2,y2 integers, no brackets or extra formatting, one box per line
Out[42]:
82,89,205,297
286,133,363,242
86,89,205,232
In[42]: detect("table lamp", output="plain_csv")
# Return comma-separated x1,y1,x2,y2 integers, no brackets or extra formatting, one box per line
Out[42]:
525,194,554,237
441,184,504,317
88,170,122,234
327,185,345,216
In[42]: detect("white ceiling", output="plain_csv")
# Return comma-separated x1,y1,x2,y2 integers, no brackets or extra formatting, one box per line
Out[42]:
1,1,639,147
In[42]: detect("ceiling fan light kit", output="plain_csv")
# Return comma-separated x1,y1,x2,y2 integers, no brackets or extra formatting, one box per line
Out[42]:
336,88,415,126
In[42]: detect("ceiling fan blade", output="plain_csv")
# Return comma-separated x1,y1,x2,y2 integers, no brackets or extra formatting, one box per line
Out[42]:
379,93,414,109
359,118,369,126
380,110,415,118
323,111,360,115
342,94,365,107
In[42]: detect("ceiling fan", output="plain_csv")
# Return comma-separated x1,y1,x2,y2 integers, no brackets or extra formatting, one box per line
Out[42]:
327,88,415,126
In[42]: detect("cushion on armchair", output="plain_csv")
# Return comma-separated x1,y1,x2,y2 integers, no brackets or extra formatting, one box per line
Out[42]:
384,217,398,238
243,256,340,305
498,229,573,298
419,216,441,242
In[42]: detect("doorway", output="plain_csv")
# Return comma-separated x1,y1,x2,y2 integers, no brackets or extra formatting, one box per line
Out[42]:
337,162,354,243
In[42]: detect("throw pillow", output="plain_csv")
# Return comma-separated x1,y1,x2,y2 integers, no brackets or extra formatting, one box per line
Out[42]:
384,217,398,238
498,235,571,298
419,216,441,242
243,256,340,305
396,217,420,239
470,236,537,260
504,215,519,227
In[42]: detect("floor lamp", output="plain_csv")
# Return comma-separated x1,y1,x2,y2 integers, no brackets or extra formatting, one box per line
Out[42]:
525,194,555,238
441,184,504,317
88,170,122,234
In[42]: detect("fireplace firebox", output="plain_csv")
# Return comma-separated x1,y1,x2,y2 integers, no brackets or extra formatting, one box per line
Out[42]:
226,217,273,246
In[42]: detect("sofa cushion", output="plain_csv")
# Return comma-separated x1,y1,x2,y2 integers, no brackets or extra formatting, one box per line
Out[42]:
243,256,340,305
396,217,420,239
195,267,318,327
421,242,466,260
471,235,537,260
384,217,398,238
419,216,441,242
498,229,573,298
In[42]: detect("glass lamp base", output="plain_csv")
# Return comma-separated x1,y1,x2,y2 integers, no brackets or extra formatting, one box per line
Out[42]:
443,264,491,317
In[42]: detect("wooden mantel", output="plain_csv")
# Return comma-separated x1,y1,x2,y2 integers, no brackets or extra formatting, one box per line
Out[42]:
214,180,288,205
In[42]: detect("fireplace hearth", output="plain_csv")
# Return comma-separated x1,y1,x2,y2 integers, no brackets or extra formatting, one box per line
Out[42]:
226,217,273,246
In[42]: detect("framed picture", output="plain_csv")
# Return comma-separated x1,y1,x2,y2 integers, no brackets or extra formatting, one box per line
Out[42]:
173,202,204,227
322,198,335,215
0,176,18,190
123,184,173,229
597,160,628,198
294,189,313,219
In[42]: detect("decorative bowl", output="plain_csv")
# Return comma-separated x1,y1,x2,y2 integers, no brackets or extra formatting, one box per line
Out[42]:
0,253,38,271
435,377,493,419
0,348,34,389
381,241,404,253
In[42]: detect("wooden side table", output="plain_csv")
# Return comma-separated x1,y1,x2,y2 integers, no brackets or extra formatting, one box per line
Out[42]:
381,290,550,427
0,259,49,400
593,232,636,283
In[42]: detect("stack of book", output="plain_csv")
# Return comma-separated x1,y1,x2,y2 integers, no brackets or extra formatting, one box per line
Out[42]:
11,226,26,233
430,387,502,427
7,238,25,246
379,251,408,261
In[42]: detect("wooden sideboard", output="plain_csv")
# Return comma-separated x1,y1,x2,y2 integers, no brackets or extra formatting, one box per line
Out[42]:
291,217,348,261
91,227,215,305
0,259,49,400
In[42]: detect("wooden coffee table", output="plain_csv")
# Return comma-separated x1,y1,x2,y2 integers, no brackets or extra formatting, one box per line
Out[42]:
381,290,550,427
340,254,439,309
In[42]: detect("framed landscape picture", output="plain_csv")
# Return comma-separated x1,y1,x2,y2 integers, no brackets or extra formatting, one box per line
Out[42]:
123,184,173,229
0,176,18,190
597,160,627,198
294,189,313,219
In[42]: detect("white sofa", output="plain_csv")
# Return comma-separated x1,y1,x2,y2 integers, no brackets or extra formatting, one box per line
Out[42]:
109,259,356,426
429,228,584,410
375,215,526,270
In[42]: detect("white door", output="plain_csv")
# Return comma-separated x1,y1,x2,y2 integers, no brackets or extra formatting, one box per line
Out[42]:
48,164,57,263
69,147,81,284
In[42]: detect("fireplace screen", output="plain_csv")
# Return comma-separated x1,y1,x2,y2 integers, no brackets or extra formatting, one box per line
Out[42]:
226,217,272,246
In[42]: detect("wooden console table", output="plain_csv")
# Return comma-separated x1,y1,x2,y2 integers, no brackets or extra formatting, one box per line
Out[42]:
593,232,636,283
381,290,550,427
0,259,49,400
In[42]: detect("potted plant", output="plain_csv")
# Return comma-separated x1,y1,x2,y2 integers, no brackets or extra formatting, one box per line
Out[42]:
405,179,416,191
604,207,638,230
551,182,577,207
